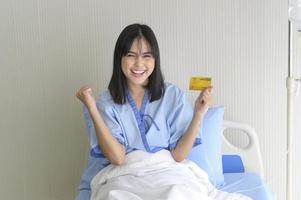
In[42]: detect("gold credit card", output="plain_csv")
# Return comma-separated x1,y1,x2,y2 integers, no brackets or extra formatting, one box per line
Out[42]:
189,76,212,90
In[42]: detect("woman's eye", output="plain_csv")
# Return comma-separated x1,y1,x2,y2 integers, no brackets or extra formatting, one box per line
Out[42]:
126,53,135,57
143,54,152,58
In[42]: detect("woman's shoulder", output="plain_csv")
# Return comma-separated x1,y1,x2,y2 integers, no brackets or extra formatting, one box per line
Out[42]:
163,82,185,97
96,90,115,108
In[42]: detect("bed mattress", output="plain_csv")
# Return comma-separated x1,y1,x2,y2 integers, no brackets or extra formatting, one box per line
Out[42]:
221,173,276,200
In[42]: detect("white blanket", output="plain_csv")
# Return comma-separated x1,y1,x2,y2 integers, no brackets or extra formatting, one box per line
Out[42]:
91,150,252,200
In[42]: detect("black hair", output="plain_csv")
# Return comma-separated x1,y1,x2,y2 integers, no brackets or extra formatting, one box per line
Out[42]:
108,23,165,104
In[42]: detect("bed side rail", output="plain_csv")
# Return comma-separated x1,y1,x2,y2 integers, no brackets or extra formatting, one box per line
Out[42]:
222,120,264,179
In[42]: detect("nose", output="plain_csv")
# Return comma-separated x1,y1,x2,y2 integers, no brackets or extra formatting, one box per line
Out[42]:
135,56,144,67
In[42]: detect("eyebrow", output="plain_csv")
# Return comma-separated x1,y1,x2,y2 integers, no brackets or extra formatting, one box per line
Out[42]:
127,51,153,55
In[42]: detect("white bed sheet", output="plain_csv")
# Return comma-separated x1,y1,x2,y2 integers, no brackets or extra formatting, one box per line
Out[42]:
91,150,251,200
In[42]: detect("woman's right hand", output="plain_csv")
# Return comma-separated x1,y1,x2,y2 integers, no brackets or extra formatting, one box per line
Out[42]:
76,86,96,109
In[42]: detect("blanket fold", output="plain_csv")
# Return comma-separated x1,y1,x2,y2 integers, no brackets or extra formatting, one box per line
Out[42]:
91,150,251,200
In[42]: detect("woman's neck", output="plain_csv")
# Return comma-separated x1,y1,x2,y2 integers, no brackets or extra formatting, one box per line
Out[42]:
128,85,145,110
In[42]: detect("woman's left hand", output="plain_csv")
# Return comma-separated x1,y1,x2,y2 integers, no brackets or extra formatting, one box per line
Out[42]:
194,87,213,118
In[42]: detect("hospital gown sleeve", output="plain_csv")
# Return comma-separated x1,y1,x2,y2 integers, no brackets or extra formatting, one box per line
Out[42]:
82,94,126,158
167,91,202,150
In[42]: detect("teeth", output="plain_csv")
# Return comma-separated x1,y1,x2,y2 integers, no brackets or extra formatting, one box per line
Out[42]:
132,70,145,74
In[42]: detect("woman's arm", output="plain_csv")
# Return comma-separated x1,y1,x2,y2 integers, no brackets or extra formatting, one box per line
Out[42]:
171,87,212,162
171,113,203,162
76,86,125,165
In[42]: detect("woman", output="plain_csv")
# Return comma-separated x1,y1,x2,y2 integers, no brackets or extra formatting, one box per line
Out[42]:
75,23,212,200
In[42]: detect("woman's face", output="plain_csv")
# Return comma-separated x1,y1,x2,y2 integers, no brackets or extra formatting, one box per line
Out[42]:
121,37,155,89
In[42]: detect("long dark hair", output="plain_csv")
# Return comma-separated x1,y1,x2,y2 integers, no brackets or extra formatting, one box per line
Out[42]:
108,23,164,104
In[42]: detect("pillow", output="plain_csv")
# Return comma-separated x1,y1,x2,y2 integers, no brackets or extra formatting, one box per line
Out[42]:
187,106,225,188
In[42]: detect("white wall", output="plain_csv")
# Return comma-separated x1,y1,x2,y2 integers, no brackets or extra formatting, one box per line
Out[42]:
292,25,301,200
0,0,291,199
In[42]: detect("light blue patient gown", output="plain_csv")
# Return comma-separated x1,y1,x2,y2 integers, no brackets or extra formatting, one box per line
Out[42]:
75,82,202,200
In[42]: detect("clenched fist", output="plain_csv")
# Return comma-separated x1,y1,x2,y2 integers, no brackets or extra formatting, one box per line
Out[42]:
76,86,96,109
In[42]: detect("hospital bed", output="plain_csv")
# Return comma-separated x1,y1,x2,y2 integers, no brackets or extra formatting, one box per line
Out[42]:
220,120,276,200
76,119,276,200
